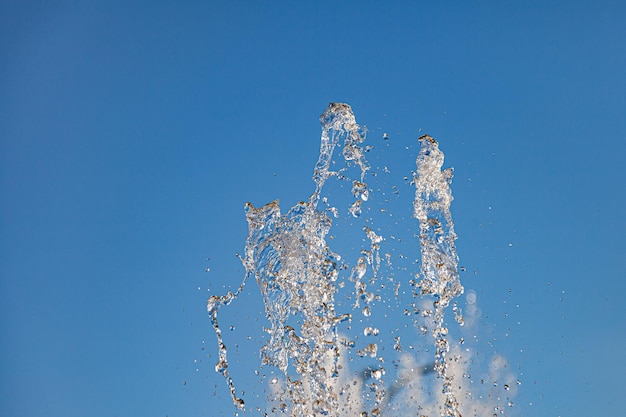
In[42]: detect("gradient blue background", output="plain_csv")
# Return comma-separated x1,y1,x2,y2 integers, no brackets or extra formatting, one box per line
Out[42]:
2,1,625,416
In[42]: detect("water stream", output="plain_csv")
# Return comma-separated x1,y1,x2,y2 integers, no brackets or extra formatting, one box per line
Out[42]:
207,103,518,416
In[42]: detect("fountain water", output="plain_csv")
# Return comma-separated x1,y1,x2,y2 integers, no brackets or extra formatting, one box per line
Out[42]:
207,103,518,416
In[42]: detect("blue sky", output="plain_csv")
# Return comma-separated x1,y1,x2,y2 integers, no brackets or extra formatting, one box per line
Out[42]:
1,1,625,416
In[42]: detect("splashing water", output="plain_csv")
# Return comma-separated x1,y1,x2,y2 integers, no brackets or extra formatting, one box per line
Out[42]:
207,103,518,416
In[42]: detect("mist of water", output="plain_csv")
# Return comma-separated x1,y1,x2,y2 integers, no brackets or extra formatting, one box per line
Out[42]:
207,103,518,416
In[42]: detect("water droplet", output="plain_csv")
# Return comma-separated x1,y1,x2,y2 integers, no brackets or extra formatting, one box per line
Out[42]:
215,360,227,373
363,326,379,336
352,180,369,201
371,368,384,380
349,199,363,217
393,336,401,351
233,397,245,410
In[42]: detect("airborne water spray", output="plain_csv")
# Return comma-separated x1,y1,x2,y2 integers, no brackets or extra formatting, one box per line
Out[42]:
207,103,518,417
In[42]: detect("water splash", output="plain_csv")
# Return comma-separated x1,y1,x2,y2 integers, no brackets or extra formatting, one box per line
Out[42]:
413,135,464,416
207,103,518,416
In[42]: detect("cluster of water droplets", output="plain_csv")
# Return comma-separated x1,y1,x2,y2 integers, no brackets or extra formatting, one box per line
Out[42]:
207,103,518,416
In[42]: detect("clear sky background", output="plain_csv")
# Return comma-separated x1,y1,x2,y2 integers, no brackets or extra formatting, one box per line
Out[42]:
1,1,625,416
